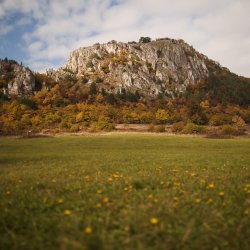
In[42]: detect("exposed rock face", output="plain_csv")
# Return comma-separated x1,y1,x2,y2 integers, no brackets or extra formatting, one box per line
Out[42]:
56,38,210,96
0,59,35,96
0,38,219,98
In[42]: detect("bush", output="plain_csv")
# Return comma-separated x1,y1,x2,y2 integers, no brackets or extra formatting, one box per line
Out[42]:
182,123,206,134
17,97,38,110
209,113,232,126
220,125,239,136
86,61,94,68
91,117,115,131
147,124,155,132
147,124,165,133
70,124,80,132
232,115,246,127
154,125,166,133
171,122,185,133
239,109,250,123
139,37,152,43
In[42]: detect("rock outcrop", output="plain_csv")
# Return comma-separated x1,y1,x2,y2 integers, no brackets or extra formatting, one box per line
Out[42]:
52,38,210,96
1,38,224,98
0,59,35,96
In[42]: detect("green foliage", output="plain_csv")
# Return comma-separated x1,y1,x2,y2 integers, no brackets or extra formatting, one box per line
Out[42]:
106,93,117,105
201,68,250,106
91,117,115,131
34,73,57,90
209,113,232,126
86,60,94,68
81,77,89,84
117,88,140,102
171,122,185,133
89,82,97,95
17,97,38,110
220,125,239,136
182,123,206,134
139,37,152,43
155,109,169,124
101,65,110,74
64,74,77,83
70,124,80,132
0,79,8,88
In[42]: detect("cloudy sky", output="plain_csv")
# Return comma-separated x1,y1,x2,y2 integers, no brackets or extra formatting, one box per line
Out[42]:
0,0,249,76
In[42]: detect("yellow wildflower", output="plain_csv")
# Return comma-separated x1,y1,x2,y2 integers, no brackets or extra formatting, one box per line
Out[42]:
84,227,93,234
218,191,225,197
150,217,159,225
96,203,102,208
147,194,153,199
64,209,71,216
195,198,201,203
208,184,215,189
57,198,64,204
103,197,109,203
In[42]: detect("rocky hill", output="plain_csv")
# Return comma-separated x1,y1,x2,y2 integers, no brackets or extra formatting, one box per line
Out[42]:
0,59,36,96
1,37,249,105
48,38,210,97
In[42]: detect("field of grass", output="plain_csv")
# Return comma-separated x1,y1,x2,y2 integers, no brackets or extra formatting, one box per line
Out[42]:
0,135,250,250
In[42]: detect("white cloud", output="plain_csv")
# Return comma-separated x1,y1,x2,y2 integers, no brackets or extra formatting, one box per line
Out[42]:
0,0,250,76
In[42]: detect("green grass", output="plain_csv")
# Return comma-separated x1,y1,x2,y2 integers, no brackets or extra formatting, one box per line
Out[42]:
0,135,249,250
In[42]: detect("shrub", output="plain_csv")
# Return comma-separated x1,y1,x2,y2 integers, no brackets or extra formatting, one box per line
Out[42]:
147,124,155,132
70,124,80,132
220,125,238,136
86,61,94,68
171,122,185,133
139,37,151,43
232,115,246,127
17,97,38,110
209,113,232,126
81,77,88,84
154,125,166,133
182,123,206,134
155,109,169,124
147,124,165,133
239,109,250,123
91,117,115,131
89,83,97,95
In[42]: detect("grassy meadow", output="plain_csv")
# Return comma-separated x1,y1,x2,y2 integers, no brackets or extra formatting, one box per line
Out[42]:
0,135,250,250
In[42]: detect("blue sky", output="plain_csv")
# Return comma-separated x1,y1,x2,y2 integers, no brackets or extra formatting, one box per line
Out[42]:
0,0,250,76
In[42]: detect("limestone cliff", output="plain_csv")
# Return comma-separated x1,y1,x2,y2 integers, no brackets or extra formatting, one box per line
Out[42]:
0,59,35,96
50,38,211,97
1,38,225,97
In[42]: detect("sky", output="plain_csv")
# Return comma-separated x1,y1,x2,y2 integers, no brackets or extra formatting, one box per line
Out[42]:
0,0,249,76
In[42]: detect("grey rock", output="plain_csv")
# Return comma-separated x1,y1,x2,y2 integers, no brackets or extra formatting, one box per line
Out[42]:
0,59,35,96
56,38,211,96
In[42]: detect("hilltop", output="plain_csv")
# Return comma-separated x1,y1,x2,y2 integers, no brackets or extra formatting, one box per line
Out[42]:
0,37,249,135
